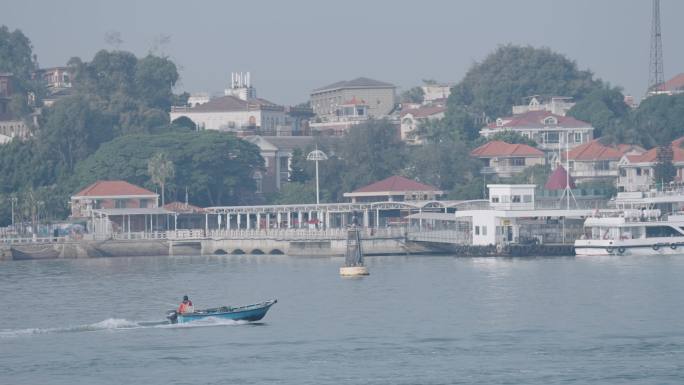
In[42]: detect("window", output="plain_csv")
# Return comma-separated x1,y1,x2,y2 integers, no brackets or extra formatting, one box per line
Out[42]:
636,168,642,176
543,116,558,125
139,199,148,208
523,195,532,203
594,160,610,171
475,226,480,235
620,168,627,177
646,226,682,238
574,133,582,142
512,195,521,203
482,226,487,236
510,158,525,166
115,199,126,209
491,196,500,203
546,132,559,143
644,168,650,176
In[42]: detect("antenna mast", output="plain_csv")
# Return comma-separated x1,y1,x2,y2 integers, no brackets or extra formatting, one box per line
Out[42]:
649,0,664,91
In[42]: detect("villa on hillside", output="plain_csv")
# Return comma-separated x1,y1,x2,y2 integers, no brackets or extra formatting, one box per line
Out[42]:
479,110,594,155
470,141,545,178
617,138,684,192
648,73,684,96
399,105,445,145
563,140,644,184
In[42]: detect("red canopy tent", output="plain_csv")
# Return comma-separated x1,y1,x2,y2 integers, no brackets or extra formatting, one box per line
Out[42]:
545,165,575,190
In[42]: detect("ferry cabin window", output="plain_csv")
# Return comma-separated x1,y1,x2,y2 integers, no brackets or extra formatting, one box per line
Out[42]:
475,226,480,235
512,195,521,203
482,226,487,236
645,226,682,238
491,196,500,203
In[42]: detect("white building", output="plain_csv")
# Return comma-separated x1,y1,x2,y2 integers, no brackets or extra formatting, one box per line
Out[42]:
617,138,684,192
480,110,594,154
187,93,210,107
511,96,575,116
399,105,445,144
421,83,452,103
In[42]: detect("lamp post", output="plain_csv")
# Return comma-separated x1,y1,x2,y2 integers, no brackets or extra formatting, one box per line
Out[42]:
10,196,17,228
306,148,328,204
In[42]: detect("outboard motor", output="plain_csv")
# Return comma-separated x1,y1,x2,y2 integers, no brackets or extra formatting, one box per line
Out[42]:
166,310,178,324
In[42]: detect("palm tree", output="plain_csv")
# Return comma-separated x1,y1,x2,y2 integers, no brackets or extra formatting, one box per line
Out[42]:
148,153,175,206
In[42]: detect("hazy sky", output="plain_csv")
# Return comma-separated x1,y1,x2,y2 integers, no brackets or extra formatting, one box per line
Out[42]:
4,0,683,105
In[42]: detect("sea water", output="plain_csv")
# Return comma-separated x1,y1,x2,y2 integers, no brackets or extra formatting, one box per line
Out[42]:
1,254,684,384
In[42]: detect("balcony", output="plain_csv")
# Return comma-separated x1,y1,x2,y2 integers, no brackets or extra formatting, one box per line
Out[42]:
481,165,527,176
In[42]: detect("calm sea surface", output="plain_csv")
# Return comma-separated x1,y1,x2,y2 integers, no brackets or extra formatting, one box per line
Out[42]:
1,254,684,385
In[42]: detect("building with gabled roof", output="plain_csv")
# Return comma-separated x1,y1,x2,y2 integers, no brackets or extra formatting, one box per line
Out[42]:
470,141,545,178
617,138,684,192
310,77,396,121
399,105,445,145
71,180,159,218
343,175,443,203
480,110,594,153
170,94,287,135
563,139,645,184
650,73,684,96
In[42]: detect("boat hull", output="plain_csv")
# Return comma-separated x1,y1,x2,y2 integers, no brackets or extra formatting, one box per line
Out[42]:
575,239,684,257
169,299,277,324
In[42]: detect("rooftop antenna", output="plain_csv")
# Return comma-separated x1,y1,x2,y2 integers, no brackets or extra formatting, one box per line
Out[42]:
649,0,664,92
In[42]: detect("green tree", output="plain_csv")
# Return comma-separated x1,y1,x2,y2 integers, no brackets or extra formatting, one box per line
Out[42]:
400,86,424,104
447,45,603,120
336,119,406,198
0,26,38,90
567,87,630,138
654,145,676,186
147,152,175,206
473,131,537,147
405,141,479,191
271,182,316,204
72,132,263,207
289,148,308,183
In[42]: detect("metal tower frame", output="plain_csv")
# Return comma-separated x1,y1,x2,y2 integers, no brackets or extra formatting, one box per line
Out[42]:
649,0,664,91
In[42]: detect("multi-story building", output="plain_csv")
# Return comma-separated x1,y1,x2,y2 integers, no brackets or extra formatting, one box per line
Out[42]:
470,141,545,178
421,83,452,104
480,111,594,156
399,105,445,145
310,77,395,121
309,97,371,136
170,95,288,135
617,138,684,192
564,140,644,184
648,73,684,96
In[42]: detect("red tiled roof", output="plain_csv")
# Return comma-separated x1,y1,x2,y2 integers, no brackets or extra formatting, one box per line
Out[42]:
352,175,440,193
545,165,575,190
657,73,684,92
73,181,157,197
470,141,544,157
625,137,684,164
564,139,644,161
400,105,446,118
486,110,591,129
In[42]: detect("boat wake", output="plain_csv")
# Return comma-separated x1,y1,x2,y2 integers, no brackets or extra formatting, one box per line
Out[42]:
0,317,250,339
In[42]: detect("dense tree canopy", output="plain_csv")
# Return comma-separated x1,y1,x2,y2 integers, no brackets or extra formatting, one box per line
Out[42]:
71,132,263,207
0,26,38,91
567,87,629,139
448,45,603,119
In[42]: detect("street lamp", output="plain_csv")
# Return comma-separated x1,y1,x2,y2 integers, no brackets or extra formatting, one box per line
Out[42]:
10,196,17,228
306,147,328,204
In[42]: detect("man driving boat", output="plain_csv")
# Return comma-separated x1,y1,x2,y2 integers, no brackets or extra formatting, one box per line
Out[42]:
177,295,194,314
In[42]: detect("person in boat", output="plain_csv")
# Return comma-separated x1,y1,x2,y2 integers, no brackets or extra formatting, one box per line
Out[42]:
177,295,194,314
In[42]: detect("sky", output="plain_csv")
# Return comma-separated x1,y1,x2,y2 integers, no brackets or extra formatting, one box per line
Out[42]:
3,0,683,105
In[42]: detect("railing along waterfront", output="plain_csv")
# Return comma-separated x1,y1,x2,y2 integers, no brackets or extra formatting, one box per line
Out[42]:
1,236,68,245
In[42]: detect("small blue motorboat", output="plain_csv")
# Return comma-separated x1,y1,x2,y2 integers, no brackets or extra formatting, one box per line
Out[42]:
166,299,277,324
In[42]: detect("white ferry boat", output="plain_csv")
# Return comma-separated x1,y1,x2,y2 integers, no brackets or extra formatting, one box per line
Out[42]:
575,189,684,257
